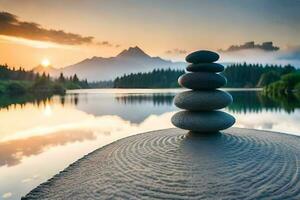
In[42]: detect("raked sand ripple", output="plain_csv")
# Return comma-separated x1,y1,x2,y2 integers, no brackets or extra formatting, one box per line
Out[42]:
23,128,300,199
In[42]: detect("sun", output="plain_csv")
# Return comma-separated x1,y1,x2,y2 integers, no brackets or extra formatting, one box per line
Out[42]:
41,58,51,67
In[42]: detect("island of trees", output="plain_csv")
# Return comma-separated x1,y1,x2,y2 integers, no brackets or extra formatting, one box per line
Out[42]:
0,64,89,96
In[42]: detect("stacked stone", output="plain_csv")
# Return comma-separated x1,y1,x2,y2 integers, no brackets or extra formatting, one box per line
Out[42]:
171,50,235,133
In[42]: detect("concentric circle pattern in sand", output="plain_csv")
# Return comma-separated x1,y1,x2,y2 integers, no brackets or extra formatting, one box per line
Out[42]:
23,128,300,200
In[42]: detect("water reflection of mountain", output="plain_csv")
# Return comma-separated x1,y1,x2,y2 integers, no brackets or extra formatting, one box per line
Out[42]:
73,93,178,124
115,93,175,106
228,91,300,113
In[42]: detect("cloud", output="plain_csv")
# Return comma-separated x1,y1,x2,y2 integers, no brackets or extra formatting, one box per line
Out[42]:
220,41,280,52
96,41,113,47
218,46,300,68
165,48,187,55
96,41,120,48
279,46,300,60
0,11,95,45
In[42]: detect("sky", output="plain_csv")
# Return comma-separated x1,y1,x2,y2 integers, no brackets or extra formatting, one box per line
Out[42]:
0,0,300,69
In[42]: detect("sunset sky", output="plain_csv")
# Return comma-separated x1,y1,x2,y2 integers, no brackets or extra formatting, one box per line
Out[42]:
0,0,299,69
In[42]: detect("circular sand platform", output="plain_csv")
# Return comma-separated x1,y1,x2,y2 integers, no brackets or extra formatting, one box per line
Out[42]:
23,128,300,199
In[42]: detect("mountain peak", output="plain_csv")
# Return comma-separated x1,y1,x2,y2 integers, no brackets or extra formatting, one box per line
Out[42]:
117,46,150,58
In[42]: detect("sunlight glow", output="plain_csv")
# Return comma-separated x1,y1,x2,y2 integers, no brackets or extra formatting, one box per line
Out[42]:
43,105,53,116
41,58,51,67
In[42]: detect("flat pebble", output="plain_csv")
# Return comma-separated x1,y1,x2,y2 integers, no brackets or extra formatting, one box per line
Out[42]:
186,63,224,72
179,72,226,90
171,111,235,132
174,90,232,111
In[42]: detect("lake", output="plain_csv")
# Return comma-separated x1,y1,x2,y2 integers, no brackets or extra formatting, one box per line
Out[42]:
0,89,300,199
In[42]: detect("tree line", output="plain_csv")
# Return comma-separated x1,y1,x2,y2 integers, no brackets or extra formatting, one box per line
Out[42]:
114,69,185,88
0,64,89,95
111,63,298,89
222,63,296,88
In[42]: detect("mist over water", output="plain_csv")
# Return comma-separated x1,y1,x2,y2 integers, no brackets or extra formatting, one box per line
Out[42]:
0,89,299,199
220,49,300,68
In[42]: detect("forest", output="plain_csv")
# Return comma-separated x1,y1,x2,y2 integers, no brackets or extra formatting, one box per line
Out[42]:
0,64,89,96
222,63,296,87
112,63,298,89
114,69,185,88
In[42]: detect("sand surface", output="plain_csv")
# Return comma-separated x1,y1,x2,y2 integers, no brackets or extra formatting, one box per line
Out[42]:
23,128,300,199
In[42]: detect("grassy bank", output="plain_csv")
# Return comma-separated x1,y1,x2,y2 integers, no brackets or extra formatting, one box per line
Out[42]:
263,72,300,96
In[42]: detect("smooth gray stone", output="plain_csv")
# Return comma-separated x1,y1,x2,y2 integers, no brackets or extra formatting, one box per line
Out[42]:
186,50,219,64
186,63,224,72
179,72,226,90
174,90,232,111
171,111,235,132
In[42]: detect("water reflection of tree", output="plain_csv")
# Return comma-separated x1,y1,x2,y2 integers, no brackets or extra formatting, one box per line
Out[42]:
115,93,175,106
228,91,300,113
0,94,52,110
67,93,79,106
0,93,80,110
2,91,299,114
115,92,300,113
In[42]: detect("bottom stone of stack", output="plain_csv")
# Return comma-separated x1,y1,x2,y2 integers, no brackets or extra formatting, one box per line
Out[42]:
171,111,235,132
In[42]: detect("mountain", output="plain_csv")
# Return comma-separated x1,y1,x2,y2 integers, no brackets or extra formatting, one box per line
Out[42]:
32,65,59,75
117,46,150,58
56,46,185,81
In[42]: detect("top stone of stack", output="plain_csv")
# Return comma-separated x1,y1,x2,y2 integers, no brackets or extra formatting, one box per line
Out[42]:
185,50,223,73
185,50,219,64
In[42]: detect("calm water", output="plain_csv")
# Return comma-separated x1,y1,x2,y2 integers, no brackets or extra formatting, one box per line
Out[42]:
0,89,300,199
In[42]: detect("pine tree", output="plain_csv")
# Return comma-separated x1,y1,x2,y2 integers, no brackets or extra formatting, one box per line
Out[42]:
72,74,79,83
58,73,66,83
